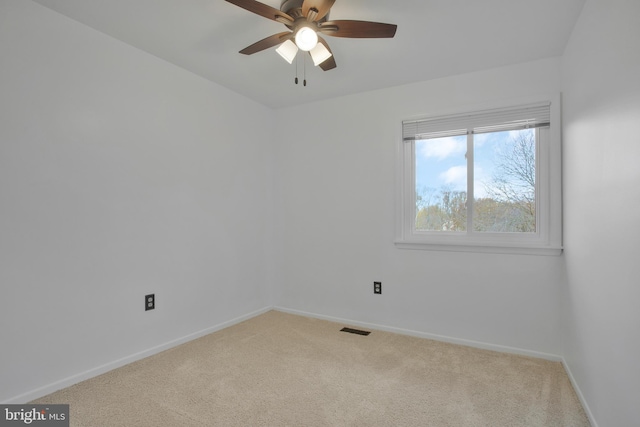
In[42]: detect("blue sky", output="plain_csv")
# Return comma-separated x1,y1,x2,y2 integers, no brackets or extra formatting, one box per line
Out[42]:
415,130,533,201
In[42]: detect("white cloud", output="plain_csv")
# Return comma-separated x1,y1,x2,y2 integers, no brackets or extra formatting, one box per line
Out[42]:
419,137,466,160
439,165,467,190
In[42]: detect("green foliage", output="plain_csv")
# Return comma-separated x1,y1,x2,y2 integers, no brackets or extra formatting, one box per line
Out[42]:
472,198,535,232
416,187,467,231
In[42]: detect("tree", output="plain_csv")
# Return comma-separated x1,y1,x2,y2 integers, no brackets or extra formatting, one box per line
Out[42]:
415,187,466,231
480,130,536,232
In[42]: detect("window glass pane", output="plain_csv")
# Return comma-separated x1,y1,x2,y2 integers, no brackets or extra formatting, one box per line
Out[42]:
415,136,467,231
473,129,536,233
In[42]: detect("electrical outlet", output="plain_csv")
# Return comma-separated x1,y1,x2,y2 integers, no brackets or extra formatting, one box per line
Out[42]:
374,282,382,294
145,294,155,311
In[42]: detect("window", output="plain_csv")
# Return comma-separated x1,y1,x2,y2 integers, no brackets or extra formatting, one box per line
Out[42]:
396,99,562,255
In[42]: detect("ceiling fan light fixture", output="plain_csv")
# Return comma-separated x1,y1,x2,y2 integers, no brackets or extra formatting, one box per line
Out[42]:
276,39,298,64
226,0,398,74
295,26,318,51
309,42,332,66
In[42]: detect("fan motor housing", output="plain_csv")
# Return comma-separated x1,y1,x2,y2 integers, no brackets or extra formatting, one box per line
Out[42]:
280,0,329,21
280,0,302,13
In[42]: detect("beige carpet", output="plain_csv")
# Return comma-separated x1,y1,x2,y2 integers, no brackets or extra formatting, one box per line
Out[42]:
33,310,590,426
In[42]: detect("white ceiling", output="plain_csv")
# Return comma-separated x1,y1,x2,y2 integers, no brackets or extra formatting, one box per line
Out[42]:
31,0,585,109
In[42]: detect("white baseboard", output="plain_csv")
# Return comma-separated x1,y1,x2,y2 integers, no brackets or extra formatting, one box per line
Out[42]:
4,306,272,404
275,307,598,426
274,306,563,362
9,305,596,427
561,358,598,427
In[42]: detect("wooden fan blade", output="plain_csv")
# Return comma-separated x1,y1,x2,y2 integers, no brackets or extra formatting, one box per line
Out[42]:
320,20,397,38
225,0,293,22
317,36,336,71
239,32,292,55
302,0,336,21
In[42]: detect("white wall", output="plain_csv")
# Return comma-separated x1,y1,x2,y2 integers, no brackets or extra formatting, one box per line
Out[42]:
274,58,565,356
561,0,640,425
0,0,275,402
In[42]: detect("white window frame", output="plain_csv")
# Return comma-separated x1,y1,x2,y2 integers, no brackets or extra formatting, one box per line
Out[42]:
395,96,562,255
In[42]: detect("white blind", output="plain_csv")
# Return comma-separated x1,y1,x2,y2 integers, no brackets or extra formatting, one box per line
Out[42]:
403,102,551,141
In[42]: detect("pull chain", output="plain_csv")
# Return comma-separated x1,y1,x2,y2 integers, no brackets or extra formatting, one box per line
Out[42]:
292,53,308,87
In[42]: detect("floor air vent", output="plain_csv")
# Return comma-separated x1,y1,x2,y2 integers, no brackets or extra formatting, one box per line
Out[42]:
340,327,371,336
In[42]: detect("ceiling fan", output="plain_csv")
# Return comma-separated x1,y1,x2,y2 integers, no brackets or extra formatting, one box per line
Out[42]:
225,0,397,71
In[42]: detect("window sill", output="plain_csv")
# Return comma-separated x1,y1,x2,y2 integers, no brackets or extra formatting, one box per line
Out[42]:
394,240,563,256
